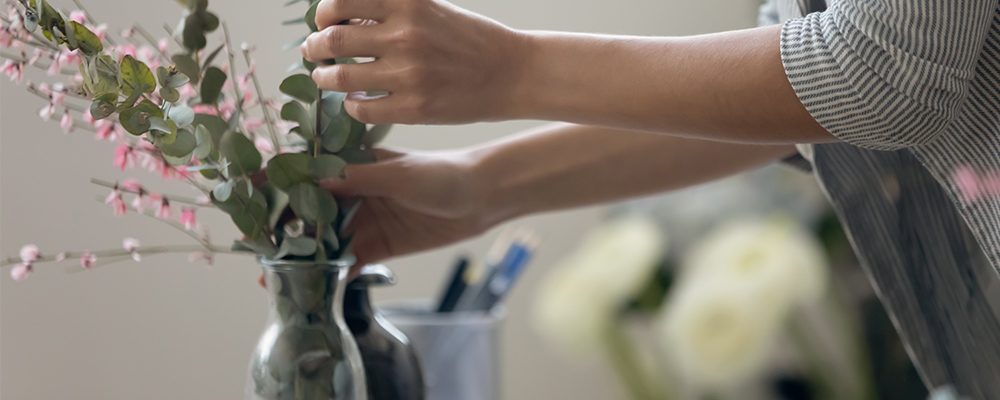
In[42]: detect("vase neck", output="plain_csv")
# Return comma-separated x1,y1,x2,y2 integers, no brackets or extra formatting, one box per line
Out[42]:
259,261,350,323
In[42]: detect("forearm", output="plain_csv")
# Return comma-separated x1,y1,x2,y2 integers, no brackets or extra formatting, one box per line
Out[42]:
509,26,833,144
469,123,797,226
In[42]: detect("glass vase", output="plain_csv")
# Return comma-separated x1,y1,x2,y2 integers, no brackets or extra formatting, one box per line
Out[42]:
246,257,368,400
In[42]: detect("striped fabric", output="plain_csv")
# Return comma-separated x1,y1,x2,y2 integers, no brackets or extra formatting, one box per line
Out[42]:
761,0,1000,397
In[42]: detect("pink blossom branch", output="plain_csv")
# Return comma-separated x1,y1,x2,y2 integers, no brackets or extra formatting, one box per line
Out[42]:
0,13,61,51
131,24,169,63
1,244,238,268
0,50,80,76
90,178,211,208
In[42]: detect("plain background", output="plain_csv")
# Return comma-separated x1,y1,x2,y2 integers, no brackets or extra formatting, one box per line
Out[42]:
0,0,761,398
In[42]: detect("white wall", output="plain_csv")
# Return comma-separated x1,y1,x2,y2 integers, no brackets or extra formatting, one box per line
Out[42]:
0,0,761,398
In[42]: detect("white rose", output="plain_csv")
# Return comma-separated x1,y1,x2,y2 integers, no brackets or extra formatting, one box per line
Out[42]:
656,279,784,389
534,216,666,356
682,216,828,308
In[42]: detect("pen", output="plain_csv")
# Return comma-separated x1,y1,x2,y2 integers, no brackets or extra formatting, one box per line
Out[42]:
435,256,471,313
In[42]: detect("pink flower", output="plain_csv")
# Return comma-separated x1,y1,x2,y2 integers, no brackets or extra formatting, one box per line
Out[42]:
94,121,115,141
93,24,108,41
60,110,74,134
158,38,169,53
1,59,23,83
180,208,197,230
20,244,39,262
54,252,68,262
254,136,274,155
120,179,142,192
244,118,265,134
27,48,45,66
80,251,97,269
69,11,86,24
120,27,135,38
0,27,13,49
123,238,141,262
114,145,136,170
105,188,126,216
10,263,32,281
38,103,56,121
57,50,79,68
188,252,214,266
954,165,982,203
46,56,61,76
117,44,137,60
155,198,171,220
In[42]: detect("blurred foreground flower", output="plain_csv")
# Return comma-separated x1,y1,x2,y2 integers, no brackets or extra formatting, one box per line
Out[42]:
656,216,828,389
534,216,666,356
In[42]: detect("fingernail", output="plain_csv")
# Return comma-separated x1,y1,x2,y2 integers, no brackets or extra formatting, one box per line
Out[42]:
300,41,309,59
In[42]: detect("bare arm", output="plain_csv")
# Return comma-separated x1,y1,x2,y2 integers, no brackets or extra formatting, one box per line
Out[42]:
303,0,832,144
323,123,797,264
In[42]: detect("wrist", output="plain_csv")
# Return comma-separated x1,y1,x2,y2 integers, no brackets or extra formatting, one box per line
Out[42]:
502,30,548,121
464,145,528,229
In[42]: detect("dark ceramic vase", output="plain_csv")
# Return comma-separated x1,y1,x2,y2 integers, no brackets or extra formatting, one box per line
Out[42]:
345,265,426,400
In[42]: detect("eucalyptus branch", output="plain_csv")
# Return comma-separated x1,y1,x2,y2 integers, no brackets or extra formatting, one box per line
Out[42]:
90,178,212,208
131,24,170,63
242,47,280,150
69,0,117,47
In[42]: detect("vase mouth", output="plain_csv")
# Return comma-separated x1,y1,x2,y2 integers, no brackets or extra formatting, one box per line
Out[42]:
256,255,356,271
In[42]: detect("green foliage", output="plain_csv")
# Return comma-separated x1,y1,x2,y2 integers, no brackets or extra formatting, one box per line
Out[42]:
119,100,163,136
279,74,318,103
308,154,346,181
200,67,227,104
171,54,201,85
280,101,314,139
219,131,262,177
119,55,156,97
79,55,119,97
287,183,337,225
266,153,313,190
159,128,197,157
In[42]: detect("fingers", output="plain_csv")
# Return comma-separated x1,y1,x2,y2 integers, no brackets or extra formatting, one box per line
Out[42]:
311,63,395,93
314,0,390,31
320,159,405,197
343,91,420,124
301,24,385,62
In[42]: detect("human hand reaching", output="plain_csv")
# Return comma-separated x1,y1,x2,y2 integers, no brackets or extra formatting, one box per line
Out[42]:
301,0,529,125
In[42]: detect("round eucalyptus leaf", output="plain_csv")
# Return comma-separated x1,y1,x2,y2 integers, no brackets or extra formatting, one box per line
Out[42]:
120,55,156,96
266,153,312,190
159,128,197,157
287,183,338,224
69,21,102,56
162,153,191,166
219,130,262,176
308,154,347,181
159,87,180,103
213,180,234,202
280,101,314,140
89,93,118,120
171,54,201,85
168,105,196,128
279,74,318,104
192,125,213,159
200,66,227,104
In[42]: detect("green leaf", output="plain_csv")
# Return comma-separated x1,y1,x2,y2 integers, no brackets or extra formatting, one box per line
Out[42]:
200,66,227,104
287,183,337,224
266,153,312,190
192,125,213,159
274,237,317,259
89,93,118,120
169,105,196,128
213,180,234,201
172,54,201,85
159,128,197,157
234,237,276,258
159,87,180,103
219,130,262,176
163,153,191,166
158,65,191,89
305,0,319,32
120,55,156,97
280,101,314,140
364,124,393,147
201,44,225,72
119,100,163,136
183,13,207,50
149,117,178,137
320,110,351,153
212,181,271,239
80,55,119,97
308,154,347,181
69,21,102,56
279,74,317,103
259,184,290,231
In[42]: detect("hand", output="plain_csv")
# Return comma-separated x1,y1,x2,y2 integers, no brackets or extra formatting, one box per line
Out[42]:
321,148,491,267
301,0,529,125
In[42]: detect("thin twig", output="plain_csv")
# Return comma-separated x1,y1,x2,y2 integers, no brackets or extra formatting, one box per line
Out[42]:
70,0,117,47
221,22,246,126
242,47,280,150
90,178,212,207
132,24,170,63
1,244,239,268
0,50,79,75
162,23,184,49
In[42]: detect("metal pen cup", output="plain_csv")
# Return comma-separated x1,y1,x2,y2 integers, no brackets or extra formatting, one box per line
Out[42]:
378,300,506,400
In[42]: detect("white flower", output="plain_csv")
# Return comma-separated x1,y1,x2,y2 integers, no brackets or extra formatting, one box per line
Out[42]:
122,238,141,262
656,281,782,388
534,216,666,356
682,216,828,308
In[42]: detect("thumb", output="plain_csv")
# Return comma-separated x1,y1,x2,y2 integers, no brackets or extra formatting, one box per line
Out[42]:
320,161,401,197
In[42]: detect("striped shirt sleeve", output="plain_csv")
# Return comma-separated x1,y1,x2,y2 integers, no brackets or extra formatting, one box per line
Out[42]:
779,0,996,151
